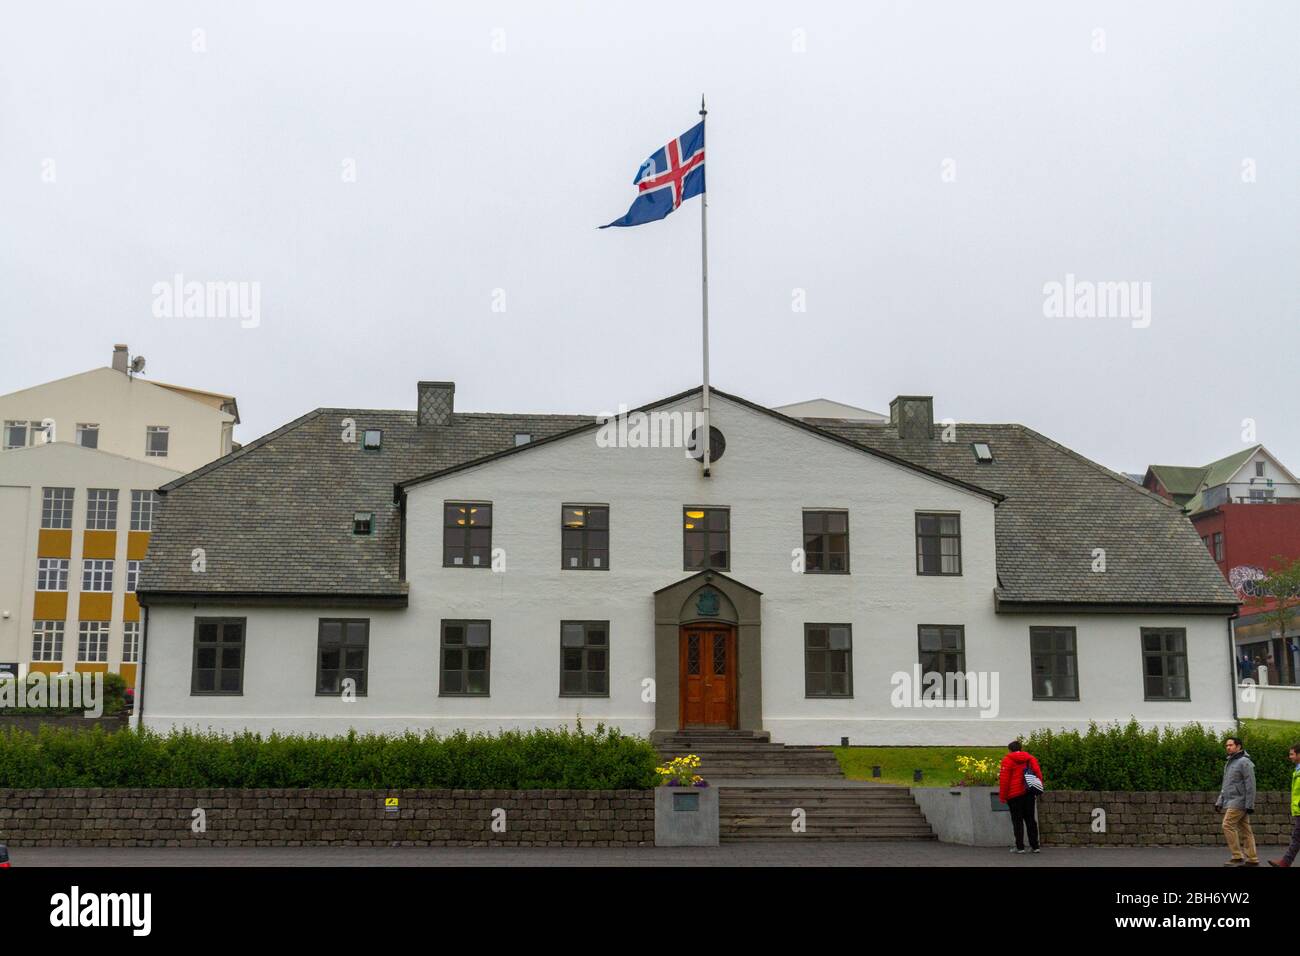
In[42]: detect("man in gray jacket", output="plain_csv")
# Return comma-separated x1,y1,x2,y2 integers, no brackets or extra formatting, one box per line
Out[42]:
1215,736,1258,866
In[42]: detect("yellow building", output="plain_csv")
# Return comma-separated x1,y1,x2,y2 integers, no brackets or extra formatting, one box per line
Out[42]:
0,345,239,687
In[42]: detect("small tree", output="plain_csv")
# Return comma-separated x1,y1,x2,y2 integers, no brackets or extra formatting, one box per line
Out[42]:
1249,555,1300,684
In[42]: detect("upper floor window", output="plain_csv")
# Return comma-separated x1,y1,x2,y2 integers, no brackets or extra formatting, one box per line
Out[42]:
82,559,114,592
36,558,69,591
1030,626,1078,700
918,625,966,699
1255,460,1265,477
805,624,853,697
86,489,119,530
560,621,609,697
803,510,849,573
916,513,961,575
1212,532,1224,561
3,420,31,449
440,620,490,696
443,502,491,567
126,559,141,593
1141,628,1189,701
77,621,109,663
77,424,99,449
561,505,609,570
32,621,64,663
683,507,729,571
122,621,140,663
145,425,169,457
191,617,245,695
41,487,74,529
130,490,158,531
316,619,369,696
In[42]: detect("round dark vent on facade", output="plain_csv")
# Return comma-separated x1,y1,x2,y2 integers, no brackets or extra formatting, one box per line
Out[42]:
688,426,726,464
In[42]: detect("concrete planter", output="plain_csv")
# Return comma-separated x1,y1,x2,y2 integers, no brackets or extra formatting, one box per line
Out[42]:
654,786,719,846
911,786,1020,847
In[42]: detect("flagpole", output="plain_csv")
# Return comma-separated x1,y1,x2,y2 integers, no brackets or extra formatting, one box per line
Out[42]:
699,94,711,478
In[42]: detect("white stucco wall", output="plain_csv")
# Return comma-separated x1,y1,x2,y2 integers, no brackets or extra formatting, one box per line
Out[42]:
141,394,1236,743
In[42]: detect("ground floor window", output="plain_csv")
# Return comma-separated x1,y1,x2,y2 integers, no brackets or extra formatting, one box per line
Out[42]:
804,624,852,697
560,621,609,696
1030,626,1078,700
441,620,490,695
191,618,245,695
918,624,966,698
317,619,369,696
1142,628,1189,700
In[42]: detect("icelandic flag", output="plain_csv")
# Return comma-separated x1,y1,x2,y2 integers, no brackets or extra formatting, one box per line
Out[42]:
601,121,705,228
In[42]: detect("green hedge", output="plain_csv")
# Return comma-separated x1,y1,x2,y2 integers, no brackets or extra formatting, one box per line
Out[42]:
1023,720,1296,792
0,672,128,716
0,723,660,790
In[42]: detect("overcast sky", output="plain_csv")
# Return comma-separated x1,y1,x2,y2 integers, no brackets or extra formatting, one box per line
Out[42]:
2,1,1296,474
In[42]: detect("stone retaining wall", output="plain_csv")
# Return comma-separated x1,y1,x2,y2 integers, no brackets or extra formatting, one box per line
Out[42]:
0,789,655,847
1039,791,1292,846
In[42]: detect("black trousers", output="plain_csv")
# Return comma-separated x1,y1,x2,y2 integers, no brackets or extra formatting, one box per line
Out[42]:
1008,793,1039,850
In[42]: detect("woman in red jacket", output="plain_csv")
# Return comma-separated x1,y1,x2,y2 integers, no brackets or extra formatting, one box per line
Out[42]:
999,740,1044,853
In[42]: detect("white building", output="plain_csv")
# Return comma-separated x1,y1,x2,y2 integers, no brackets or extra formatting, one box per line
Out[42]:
0,345,240,685
137,383,1240,745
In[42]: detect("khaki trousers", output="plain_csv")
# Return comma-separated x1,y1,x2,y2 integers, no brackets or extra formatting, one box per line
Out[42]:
1222,808,1258,863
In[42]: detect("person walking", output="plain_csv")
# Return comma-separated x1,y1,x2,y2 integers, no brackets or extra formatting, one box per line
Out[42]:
998,740,1044,854
1215,736,1259,866
1268,743,1300,868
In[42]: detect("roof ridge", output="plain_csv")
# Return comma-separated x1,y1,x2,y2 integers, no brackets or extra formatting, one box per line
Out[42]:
159,407,326,492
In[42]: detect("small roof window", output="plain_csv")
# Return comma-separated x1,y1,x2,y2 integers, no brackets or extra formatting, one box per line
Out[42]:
353,512,374,535
971,442,994,463
363,429,383,450
514,433,532,447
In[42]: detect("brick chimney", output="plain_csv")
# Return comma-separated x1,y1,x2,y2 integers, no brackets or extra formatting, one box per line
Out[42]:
417,381,455,426
111,344,129,374
889,395,934,440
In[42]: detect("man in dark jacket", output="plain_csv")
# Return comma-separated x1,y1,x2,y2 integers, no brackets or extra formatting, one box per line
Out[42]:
998,740,1044,854
1215,736,1258,866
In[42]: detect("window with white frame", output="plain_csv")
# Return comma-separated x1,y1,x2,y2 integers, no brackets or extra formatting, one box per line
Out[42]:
36,558,69,591
3,420,31,449
77,423,99,449
130,490,158,531
126,559,141,592
145,425,169,457
41,487,74,529
86,489,119,530
82,559,114,592
78,621,109,663
122,621,140,663
32,621,65,662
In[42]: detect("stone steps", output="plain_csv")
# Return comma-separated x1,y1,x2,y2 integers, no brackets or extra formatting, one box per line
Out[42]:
718,787,936,843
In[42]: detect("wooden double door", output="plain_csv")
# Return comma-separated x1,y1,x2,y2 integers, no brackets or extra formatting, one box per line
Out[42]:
679,626,737,728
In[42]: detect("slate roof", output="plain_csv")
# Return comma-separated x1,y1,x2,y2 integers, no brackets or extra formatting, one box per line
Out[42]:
139,407,589,600
139,389,1238,611
813,419,1238,609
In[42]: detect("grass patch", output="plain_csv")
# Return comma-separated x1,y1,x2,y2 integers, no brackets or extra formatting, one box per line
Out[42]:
831,745,1004,787
1241,718,1300,742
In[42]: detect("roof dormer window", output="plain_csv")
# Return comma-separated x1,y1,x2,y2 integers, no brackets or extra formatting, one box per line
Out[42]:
363,429,382,451
972,442,993,463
